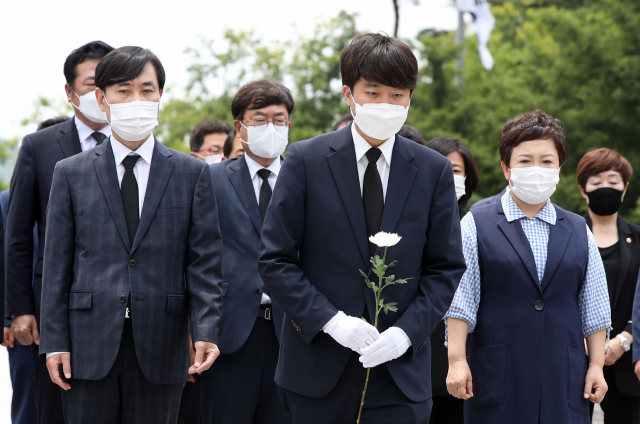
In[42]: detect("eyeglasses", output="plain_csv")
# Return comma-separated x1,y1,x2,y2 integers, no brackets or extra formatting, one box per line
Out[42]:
198,148,222,156
241,119,289,132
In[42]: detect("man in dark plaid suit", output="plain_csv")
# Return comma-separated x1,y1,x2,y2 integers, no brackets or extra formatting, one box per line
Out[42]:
38,46,224,424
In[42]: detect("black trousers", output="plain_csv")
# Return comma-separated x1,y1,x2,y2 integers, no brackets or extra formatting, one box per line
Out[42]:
60,319,185,424
31,343,65,424
430,395,464,424
198,313,290,424
177,377,199,424
280,352,432,424
595,366,640,423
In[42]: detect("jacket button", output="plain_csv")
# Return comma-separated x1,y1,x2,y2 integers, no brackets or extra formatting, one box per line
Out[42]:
119,295,127,303
255,287,263,294
534,300,545,311
128,259,136,267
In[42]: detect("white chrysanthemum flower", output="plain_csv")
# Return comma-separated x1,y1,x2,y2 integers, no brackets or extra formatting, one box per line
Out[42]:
369,232,402,247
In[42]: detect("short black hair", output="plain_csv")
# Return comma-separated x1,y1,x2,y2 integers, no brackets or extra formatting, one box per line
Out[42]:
95,46,166,92
63,41,114,90
332,113,353,131
223,129,237,159
231,80,294,121
189,119,233,152
340,33,418,92
426,137,480,210
398,125,425,145
37,116,71,131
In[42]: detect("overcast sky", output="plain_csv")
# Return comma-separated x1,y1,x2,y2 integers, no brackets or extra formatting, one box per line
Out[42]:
0,0,460,139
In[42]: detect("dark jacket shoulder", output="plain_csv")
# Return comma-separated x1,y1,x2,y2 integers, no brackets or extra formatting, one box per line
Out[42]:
22,119,73,147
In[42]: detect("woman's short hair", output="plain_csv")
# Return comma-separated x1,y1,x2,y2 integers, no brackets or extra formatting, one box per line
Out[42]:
499,110,567,167
576,148,633,188
426,137,480,209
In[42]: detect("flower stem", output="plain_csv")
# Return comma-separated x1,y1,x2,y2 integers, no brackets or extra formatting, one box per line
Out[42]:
356,247,388,423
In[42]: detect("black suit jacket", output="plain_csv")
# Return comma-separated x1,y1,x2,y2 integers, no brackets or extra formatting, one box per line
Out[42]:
586,214,640,397
5,118,82,320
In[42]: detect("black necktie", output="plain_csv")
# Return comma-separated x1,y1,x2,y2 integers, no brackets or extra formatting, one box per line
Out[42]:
257,169,272,222
121,155,140,244
92,132,107,146
363,148,384,257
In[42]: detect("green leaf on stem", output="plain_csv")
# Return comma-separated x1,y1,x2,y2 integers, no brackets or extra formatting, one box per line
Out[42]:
394,278,412,285
383,302,398,314
360,269,373,288
386,260,398,269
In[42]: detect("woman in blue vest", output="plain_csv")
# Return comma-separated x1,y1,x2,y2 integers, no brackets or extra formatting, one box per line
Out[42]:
445,110,611,424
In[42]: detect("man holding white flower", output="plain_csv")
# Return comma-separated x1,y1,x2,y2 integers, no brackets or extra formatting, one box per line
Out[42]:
259,33,466,424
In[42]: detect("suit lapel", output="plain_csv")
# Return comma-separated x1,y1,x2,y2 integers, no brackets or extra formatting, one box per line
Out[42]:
56,118,82,157
614,216,632,308
131,140,174,252
496,204,541,291
327,127,370,268
92,140,131,251
228,156,262,235
376,137,417,258
540,208,571,290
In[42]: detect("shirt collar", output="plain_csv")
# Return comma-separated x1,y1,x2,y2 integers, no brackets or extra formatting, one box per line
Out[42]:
351,123,395,167
501,190,557,225
244,154,282,180
74,116,111,144
110,133,155,167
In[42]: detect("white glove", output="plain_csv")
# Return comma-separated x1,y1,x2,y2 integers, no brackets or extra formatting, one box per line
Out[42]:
359,326,411,368
322,311,380,354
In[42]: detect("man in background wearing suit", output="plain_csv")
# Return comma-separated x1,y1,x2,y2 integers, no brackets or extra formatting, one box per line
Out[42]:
200,80,293,424
39,46,224,423
5,41,113,424
1,117,69,424
259,33,466,424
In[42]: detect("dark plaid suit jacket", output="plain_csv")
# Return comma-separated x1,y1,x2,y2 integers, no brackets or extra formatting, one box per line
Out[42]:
39,138,224,384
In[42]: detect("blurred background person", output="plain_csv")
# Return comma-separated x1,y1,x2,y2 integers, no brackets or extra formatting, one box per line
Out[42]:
398,124,425,145
577,148,640,423
1,116,68,424
5,41,113,424
427,137,480,217
223,129,245,160
425,136,479,424
331,113,352,131
200,79,293,424
189,119,232,163
446,110,610,424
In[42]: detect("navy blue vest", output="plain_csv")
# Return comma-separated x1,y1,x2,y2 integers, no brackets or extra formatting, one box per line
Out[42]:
465,201,590,424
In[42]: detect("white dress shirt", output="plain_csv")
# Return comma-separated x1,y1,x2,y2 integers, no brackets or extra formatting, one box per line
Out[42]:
352,124,394,201
110,134,154,217
244,154,281,305
46,134,155,361
74,116,111,152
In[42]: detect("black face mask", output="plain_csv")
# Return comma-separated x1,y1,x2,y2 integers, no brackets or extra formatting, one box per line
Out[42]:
586,187,624,216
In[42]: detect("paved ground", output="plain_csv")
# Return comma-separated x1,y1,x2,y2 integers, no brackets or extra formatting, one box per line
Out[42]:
0,346,607,423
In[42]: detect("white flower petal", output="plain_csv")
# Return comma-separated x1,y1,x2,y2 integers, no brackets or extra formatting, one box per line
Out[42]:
369,232,402,247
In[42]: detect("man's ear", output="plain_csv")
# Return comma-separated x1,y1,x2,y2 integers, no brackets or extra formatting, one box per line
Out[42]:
65,83,73,103
96,88,107,112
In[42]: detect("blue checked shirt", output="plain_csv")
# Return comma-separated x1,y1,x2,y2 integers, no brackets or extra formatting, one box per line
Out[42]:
445,192,611,342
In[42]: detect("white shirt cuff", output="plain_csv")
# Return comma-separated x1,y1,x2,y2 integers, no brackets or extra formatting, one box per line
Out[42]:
46,352,70,361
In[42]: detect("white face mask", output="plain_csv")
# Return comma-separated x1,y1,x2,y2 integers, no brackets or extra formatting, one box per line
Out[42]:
104,94,159,142
454,174,466,201
508,166,560,205
240,122,288,159
197,153,223,164
350,92,409,140
71,89,108,124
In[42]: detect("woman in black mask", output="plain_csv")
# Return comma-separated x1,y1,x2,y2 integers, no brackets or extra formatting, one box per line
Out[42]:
578,148,640,423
